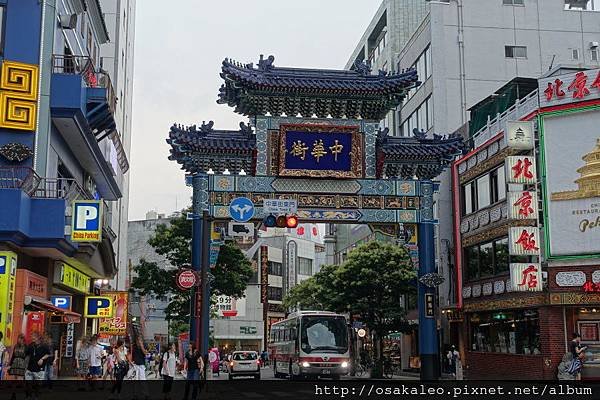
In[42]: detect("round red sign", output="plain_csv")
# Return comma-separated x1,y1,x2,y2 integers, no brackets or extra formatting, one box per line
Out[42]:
177,269,197,290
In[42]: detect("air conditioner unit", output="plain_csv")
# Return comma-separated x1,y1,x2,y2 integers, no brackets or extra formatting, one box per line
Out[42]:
590,42,599,49
59,14,78,30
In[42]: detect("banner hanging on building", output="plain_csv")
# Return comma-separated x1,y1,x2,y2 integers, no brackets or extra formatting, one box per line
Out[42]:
98,291,128,335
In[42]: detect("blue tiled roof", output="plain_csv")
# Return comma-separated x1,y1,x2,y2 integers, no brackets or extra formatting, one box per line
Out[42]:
218,55,419,120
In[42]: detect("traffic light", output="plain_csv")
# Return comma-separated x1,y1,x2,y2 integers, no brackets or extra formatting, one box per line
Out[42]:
263,214,299,228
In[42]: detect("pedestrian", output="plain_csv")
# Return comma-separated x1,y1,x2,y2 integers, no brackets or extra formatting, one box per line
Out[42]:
43,333,58,388
103,345,115,388
260,350,267,368
567,332,587,380
161,343,177,400
0,331,6,381
182,343,204,400
446,345,460,377
7,334,27,379
75,336,91,381
110,339,128,400
88,334,104,388
154,353,161,377
24,331,51,399
130,335,149,400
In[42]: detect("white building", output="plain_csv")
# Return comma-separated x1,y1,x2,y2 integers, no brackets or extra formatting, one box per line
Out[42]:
100,0,136,291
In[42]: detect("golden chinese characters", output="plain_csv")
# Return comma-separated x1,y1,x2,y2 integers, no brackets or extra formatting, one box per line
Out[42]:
311,139,327,162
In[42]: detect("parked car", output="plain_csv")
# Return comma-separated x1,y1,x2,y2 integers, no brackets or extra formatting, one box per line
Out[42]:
228,351,261,380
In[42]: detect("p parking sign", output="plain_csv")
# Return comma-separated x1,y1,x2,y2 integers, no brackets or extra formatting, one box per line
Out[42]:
72,200,103,242
85,296,113,318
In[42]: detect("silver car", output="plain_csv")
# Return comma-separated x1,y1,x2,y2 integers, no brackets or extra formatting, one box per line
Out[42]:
228,351,261,380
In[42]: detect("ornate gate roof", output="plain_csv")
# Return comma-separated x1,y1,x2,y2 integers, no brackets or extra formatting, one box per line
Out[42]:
218,55,419,120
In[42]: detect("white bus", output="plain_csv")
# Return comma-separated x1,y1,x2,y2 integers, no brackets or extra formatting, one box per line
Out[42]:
268,311,350,380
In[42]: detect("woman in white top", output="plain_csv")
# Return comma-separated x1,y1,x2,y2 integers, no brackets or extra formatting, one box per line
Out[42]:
161,343,178,400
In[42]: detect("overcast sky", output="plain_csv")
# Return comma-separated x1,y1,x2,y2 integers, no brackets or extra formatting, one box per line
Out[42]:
127,0,381,220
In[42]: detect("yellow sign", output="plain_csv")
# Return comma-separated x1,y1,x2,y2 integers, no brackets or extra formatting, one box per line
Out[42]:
56,263,91,294
0,251,17,346
85,296,113,318
98,292,128,335
0,60,39,131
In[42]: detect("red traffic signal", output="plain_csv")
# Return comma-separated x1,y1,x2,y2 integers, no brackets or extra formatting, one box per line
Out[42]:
263,214,299,229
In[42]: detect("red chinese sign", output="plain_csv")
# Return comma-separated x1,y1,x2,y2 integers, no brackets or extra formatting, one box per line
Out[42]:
583,281,600,293
510,263,542,292
505,156,536,184
516,229,539,251
513,191,535,218
541,69,600,105
518,265,539,289
509,227,540,256
512,158,534,180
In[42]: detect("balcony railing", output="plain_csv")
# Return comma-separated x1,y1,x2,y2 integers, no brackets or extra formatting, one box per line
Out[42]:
52,54,117,114
470,89,539,149
0,166,41,196
0,167,93,201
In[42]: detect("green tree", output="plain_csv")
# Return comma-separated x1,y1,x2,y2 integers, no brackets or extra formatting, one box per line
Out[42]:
130,210,254,324
282,240,416,378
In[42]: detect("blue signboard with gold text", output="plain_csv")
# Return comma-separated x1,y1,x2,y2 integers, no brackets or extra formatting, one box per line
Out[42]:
279,124,363,178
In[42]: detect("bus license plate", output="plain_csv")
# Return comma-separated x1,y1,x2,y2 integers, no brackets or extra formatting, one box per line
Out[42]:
322,369,330,374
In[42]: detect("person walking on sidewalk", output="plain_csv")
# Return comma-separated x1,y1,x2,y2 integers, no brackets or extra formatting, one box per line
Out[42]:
88,335,104,389
130,335,149,400
182,343,204,400
110,340,128,400
43,333,58,388
24,332,51,399
161,343,178,400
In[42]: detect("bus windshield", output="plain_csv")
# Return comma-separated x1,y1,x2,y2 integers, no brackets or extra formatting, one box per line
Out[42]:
300,316,348,354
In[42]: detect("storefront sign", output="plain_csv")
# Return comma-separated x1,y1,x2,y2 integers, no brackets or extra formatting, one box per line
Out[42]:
50,296,72,311
213,295,246,317
539,68,600,107
98,291,128,336
506,121,534,150
505,156,537,185
507,191,538,220
583,281,600,293
84,296,113,318
510,263,542,292
286,240,297,294
509,227,541,256
71,200,103,242
240,326,257,335
539,99,600,258
54,263,91,294
263,199,298,214
23,311,45,343
0,251,17,346
65,322,75,357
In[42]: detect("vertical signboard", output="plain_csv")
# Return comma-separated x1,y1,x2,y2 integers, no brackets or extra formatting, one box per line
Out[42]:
505,121,535,150
509,227,541,256
98,291,128,336
65,322,75,357
510,263,542,292
0,252,16,346
508,191,538,220
505,156,537,185
286,240,297,295
71,200,103,242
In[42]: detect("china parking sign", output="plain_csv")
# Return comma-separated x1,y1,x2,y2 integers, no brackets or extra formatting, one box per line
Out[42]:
71,200,103,242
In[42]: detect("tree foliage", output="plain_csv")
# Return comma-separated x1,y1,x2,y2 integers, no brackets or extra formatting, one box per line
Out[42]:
130,210,254,324
282,240,417,377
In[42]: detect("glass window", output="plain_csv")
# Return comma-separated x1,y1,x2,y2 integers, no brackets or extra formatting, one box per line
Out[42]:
465,246,479,280
298,257,312,276
494,238,509,274
470,310,540,354
490,166,506,203
479,243,494,277
233,352,258,361
300,316,348,354
564,0,600,10
268,262,282,276
477,174,491,209
505,46,527,58
417,103,426,131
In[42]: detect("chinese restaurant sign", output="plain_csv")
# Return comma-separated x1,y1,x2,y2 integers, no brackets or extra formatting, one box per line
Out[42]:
539,68,600,107
98,291,128,335
508,191,538,220
279,124,363,178
539,69,600,258
505,121,534,150
509,227,541,256
505,156,537,185
510,263,542,292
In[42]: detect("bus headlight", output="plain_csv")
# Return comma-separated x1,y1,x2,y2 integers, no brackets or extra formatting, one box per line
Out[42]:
341,361,349,368
301,361,310,368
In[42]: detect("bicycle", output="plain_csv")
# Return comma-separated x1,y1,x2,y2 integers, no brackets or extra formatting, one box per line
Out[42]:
382,357,400,379
355,359,373,377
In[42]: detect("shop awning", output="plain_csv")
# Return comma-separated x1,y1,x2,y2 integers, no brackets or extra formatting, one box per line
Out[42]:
25,296,82,323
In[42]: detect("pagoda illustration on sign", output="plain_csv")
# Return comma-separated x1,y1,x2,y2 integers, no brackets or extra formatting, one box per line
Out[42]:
552,138,600,201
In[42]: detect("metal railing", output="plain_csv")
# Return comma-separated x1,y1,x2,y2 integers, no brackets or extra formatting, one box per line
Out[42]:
471,89,539,149
0,167,41,195
33,177,93,202
52,54,117,114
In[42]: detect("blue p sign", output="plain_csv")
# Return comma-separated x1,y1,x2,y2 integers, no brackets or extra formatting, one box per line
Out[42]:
84,296,113,318
51,296,71,310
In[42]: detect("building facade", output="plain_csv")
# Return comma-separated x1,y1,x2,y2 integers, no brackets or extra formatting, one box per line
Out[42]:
452,65,600,380
345,0,600,369
0,0,133,376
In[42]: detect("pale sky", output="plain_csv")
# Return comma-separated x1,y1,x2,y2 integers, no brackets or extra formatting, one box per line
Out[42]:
128,0,381,220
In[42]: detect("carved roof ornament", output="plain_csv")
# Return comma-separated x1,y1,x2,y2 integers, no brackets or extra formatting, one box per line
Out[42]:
0,142,34,162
